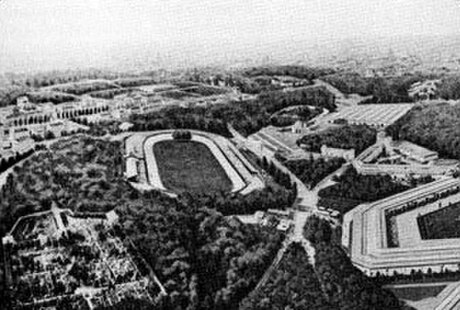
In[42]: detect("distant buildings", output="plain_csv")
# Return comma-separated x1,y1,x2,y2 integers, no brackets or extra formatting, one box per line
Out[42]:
0,96,93,162
408,80,440,101
0,96,110,129
270,76,311,88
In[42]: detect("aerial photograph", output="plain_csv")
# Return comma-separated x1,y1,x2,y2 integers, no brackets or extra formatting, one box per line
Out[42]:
1,0,460,309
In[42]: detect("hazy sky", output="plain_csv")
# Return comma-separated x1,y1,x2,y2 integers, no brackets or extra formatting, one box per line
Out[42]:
1,0,460,72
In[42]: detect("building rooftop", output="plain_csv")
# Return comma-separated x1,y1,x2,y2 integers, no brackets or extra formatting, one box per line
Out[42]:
391,140,438,159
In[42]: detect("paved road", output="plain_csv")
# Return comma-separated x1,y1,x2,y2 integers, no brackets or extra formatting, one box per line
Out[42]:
384,281,457,289
230,125,318,253
229,124,355,295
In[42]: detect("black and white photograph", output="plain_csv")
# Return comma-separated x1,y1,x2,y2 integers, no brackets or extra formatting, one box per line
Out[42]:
1,1,460,309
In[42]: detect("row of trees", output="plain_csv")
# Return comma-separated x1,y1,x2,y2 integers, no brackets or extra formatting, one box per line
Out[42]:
256,156,296,190
297,124,377,154
242,65,335,80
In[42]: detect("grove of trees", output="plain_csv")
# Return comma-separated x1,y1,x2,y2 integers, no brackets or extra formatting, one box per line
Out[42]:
283,157,345,189
386,102,460,160
130,84,336,137
304,216,408,310
321,72,437,103
240,243,335,310
242,65,335,80
117,196,284,310
318,168,411,214
297,124,377,155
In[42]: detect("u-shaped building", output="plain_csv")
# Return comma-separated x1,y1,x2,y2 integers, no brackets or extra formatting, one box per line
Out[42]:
342,177,460,276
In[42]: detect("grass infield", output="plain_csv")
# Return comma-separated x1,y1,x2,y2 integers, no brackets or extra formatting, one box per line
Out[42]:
153,140,232,194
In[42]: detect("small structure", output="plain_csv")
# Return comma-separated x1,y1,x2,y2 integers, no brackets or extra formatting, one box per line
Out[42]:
321,145,355,161
119,122,134,132
389,140,438,164
354,137,459,178
291,120,309,134
267,208,293,219
2,235,15,245
125,156,139,180
106,210,119,225
276,219,291,232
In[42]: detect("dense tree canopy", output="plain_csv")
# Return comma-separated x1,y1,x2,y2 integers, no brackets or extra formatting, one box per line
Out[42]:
0,136,295,309
240,243,335,310
437,75,460,100
131,85,335,137
297,124,377,155
321,72,438,103
304,216,407,310
242,66,335,80
386,103,460,160
318,168,411,214
117,196,284,310
283,157,345,189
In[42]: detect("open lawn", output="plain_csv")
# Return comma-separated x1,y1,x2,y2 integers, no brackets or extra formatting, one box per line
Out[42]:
153,140,232,194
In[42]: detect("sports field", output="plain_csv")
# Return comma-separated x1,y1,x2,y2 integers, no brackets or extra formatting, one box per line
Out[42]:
153,140,232,194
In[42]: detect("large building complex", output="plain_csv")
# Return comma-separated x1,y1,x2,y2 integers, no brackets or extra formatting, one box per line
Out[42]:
353,137,459,178
342,178,460,276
